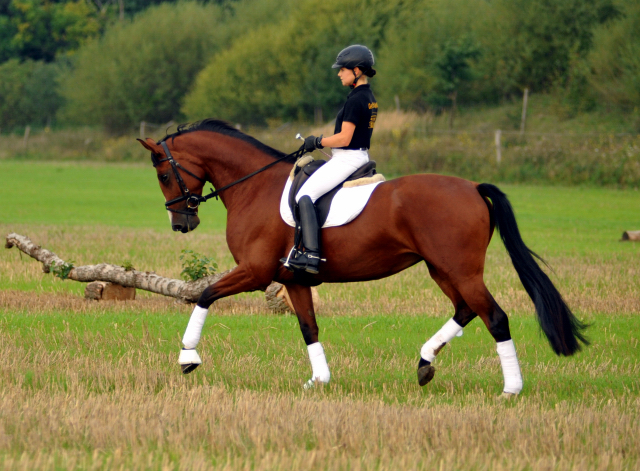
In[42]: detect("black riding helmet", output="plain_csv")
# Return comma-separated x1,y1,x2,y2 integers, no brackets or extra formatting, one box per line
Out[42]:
332,45,376,78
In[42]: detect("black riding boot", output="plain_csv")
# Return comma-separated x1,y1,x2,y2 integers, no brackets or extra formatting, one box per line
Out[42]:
287,196,321,274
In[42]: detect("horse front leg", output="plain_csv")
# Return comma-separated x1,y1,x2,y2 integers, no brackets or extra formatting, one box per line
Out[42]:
179,266,265,374
284,283,330,388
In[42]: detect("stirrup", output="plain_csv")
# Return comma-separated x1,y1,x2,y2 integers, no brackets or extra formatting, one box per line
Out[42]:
280,246,302,271
281,246,298,268
287,251,324,274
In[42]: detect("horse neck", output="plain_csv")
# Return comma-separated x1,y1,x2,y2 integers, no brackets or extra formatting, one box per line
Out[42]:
187,132,290,212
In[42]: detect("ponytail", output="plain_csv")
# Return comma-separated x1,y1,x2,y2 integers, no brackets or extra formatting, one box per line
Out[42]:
362,67,377,78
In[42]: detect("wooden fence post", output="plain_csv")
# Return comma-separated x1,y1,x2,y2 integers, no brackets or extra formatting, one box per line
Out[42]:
140,121,146,139
23,125,31,149
314,107,323,126
520,88,529,137
495,129,502,164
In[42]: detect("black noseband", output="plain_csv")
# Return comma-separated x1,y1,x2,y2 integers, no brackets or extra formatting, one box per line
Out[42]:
156,141,211,216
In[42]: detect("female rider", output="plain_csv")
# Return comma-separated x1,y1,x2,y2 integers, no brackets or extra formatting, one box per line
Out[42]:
286,44,378,274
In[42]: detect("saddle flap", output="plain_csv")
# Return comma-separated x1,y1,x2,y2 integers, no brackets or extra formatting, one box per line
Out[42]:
303,160,326,176
288,159,378,228
289,159,326,214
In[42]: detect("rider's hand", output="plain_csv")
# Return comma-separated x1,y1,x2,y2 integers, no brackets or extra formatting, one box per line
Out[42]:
304,135,323,152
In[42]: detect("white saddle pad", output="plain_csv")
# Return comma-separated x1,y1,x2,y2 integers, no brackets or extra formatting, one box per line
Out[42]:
279,178,383,228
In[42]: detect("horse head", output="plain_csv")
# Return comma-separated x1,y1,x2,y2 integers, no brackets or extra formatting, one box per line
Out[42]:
138,137,206,233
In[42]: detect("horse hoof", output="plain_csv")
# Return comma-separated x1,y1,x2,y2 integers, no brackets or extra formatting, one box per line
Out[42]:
499,392,518,400
417,365,436,386
181,363,200,374
303,378,329,390
178,348,201,374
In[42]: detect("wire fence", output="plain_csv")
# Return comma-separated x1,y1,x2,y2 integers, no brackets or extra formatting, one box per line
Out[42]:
1,119,639,186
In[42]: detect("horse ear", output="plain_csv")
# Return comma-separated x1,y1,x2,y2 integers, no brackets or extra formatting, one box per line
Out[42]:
137,138,160,153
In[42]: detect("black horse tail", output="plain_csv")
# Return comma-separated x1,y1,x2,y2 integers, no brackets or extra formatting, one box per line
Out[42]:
477,183,588,356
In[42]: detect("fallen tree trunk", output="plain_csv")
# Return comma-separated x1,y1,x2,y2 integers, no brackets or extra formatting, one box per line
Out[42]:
85,281,137,301
5,233,298,311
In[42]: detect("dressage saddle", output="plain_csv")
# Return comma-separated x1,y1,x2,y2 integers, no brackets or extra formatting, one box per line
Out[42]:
288,159,378,227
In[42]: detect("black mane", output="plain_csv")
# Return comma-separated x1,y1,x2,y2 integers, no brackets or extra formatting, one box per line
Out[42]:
159,119,298,163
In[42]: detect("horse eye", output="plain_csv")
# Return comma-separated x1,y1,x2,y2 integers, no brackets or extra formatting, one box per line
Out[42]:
159,174,169,184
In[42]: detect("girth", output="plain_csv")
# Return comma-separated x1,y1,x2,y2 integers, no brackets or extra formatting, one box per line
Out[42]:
288,159,378,227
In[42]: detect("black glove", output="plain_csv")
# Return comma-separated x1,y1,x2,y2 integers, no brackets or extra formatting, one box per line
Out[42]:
304,134,323,152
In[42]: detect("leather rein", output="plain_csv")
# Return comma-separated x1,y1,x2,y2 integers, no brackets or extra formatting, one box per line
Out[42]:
154,140,306,216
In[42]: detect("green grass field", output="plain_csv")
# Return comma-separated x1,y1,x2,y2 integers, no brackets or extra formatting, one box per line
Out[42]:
1,160,639,470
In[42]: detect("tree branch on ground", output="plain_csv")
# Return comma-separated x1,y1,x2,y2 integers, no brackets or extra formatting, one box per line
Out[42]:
5,232,294,311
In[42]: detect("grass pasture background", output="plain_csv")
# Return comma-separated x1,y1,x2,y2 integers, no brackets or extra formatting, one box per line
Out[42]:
1,159,640,470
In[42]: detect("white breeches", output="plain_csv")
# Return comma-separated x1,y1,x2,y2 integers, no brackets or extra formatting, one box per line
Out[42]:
295,148,369,203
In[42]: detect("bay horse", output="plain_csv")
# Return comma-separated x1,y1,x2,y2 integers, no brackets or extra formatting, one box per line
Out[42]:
138,119,587,395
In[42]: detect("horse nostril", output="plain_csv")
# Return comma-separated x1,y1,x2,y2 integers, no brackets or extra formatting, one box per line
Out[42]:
172,224,183,232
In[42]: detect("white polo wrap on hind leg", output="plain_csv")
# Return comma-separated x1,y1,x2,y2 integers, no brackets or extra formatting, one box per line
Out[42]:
496,339,523,394
182,305,208,349
307,342,331,383
420,318,462,362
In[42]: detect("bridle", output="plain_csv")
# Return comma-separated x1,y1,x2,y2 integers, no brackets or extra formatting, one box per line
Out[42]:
153,139,306,216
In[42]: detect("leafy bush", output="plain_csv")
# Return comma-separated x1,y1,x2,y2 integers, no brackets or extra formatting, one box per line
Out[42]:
180,250,218,282
59,2,225,133
50,261,74,280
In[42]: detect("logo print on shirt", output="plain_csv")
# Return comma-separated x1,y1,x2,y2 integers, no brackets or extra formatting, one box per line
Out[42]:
368,102,378,129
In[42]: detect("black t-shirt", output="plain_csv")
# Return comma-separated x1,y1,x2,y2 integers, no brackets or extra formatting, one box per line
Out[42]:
334,84,378,150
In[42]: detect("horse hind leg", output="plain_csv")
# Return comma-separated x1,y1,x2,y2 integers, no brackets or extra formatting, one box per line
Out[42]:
455,276,523,396
284,283,331,389
418,265,477,386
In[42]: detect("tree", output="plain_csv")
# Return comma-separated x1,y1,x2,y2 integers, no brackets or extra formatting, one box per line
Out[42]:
7,0,101,62
375,0,487,112
433,38,480,128
0,13,16,63
60,1,224,133
183,0,405,124
475,0,620,96
586,1,640,108
0,59,64,128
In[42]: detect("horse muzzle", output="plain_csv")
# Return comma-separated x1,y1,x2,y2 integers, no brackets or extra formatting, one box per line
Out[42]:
171,214,200,233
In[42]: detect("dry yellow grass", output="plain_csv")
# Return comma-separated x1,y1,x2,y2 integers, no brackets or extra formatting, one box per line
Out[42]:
2,224,638,317
2,223,640,470
0,311,639,471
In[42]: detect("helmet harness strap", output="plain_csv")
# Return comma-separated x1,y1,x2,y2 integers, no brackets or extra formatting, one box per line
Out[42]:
350,69,362,89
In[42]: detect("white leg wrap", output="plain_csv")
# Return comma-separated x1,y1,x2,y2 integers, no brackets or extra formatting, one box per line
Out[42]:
307,342,331,384
178,348,202,365
182,306,208,349
497,339,523,394
420,318,462,362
